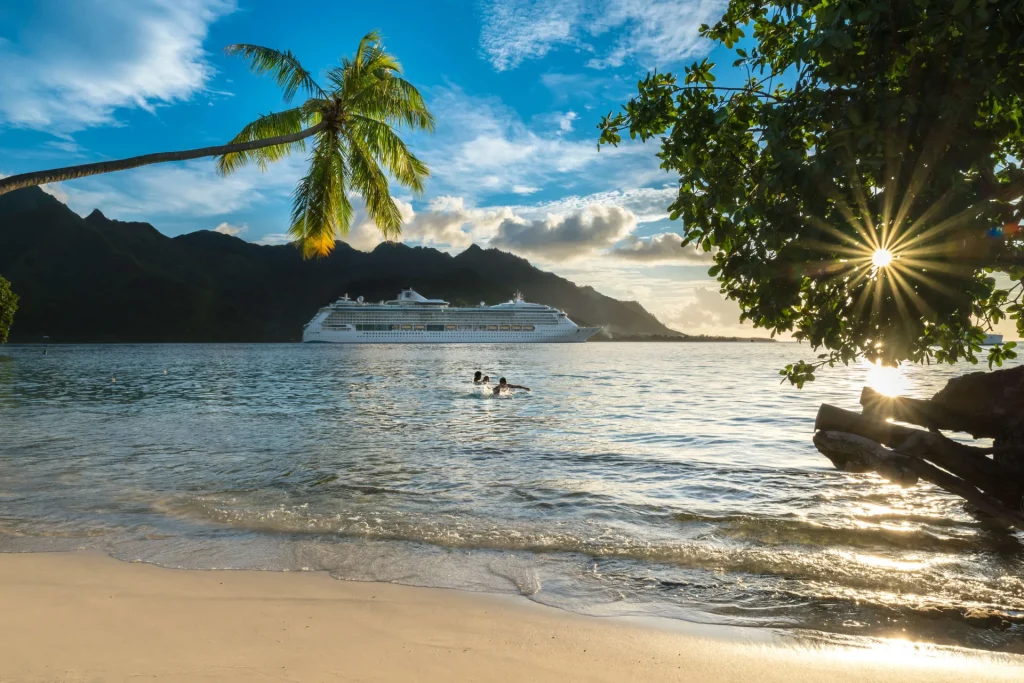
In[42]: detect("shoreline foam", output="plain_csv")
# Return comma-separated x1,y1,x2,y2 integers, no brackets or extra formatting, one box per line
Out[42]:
1,550,1022,682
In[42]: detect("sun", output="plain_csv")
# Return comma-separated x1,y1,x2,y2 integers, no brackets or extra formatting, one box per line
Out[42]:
871,248,893,269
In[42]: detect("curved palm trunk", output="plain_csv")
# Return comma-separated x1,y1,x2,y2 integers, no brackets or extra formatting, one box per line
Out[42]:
0,121,329,196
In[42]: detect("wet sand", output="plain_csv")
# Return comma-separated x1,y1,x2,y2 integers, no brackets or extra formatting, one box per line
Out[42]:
0,551,1021,682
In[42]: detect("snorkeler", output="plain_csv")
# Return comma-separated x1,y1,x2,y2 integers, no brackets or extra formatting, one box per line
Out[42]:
493,377,530,394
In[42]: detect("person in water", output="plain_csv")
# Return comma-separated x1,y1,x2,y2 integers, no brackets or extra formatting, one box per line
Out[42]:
493,377,530,394
474,371,483,384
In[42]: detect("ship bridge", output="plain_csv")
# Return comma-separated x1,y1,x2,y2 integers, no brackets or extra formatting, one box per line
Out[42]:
388,289,449,306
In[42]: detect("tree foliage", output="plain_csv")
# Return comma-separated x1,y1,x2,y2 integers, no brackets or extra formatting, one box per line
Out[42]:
0,276,17,344
600,0,1024,385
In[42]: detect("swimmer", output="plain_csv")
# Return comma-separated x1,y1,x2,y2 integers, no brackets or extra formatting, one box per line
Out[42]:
482,375,491,384
474,371,483,384
493,377,530,395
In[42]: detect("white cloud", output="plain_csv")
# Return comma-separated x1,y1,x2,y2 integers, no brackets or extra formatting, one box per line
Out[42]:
0,0,235,133
479,0,585,72
39,182,70,204
213,221,246,236
512,185,540,195
587,0,728,69
558,111,579,133
44,140,84,155
343,196,515,253
490,204,636,261
255,233,292,247
419,86,657,200
479,0,726,72
664,286,746,331
610,232,712,263
520,186,676,222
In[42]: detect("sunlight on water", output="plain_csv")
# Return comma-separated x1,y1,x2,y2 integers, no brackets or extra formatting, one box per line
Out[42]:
0,343,1022,653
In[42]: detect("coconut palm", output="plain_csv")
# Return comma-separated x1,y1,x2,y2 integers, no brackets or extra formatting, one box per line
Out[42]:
0,31,433,257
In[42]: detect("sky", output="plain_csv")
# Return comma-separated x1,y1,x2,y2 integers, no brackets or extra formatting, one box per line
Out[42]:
0,0,952,340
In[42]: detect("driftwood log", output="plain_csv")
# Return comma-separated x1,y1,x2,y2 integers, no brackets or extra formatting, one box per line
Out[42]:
813,365,1024,529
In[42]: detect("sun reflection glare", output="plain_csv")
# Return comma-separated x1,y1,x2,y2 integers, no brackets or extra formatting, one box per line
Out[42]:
871,248,893,268
864,360,910,397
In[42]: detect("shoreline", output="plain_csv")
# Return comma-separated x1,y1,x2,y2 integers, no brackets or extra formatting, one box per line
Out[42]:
2,551,1022,682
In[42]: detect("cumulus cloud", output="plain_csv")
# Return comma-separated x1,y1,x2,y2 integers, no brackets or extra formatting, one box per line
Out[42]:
0,0,234,133
213,222,246,236
610,232,712,263
478,0,726,72
522,186,676,223
666,286,744,330
558,111,579,133
343,196,514,253
490,204,636,261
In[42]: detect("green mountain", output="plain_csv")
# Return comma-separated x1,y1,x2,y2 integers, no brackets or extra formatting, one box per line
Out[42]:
0,187,679,342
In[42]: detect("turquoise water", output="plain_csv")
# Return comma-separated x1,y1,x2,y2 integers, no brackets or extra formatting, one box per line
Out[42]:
1,343,1021,652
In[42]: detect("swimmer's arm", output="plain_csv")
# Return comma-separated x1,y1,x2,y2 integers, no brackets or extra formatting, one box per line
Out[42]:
508,384,530,391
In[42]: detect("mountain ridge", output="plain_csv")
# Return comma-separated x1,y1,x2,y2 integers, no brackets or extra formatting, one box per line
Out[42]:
0,187,681,342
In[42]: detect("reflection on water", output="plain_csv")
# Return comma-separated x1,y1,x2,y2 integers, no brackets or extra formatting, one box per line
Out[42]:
0,343,1022,654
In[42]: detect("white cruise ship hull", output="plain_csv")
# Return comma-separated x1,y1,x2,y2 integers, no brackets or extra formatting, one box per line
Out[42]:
303,326,601,344
302,289,602,344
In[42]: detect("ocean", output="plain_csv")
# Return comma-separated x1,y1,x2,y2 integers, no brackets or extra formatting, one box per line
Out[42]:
1,342,1021,652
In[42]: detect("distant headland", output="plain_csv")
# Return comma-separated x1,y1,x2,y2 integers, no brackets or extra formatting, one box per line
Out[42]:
0,187,714,343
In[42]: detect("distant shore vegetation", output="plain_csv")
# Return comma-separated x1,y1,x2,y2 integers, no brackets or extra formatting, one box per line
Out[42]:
0,276,17,344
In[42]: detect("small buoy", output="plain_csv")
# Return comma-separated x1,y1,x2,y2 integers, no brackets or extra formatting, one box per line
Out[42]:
163,369,168,374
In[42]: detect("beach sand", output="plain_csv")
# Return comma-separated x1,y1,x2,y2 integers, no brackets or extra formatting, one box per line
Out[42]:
1,551,1021,682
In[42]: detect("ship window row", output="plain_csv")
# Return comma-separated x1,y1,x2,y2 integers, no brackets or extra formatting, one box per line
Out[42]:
328,312,556,320
328,317,556,325
352,324,537,332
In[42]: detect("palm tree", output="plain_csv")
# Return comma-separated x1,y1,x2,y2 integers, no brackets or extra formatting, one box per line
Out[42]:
0,31,433,257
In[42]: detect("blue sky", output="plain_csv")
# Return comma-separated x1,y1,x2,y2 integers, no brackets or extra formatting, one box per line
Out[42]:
0,0,758,335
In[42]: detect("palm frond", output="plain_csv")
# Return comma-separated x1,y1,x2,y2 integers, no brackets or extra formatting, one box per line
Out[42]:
352,31,383,70
217,107,317,175
346,133,403,238
225,44,327,102
289,132,353,258
240,31,435,259
349,114,430,193
362,74,435,131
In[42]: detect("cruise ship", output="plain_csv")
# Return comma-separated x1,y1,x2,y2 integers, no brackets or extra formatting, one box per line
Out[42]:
302,289,601,343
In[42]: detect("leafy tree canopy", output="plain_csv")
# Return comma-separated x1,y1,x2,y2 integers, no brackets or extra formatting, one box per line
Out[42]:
600,0,1024,385
0,276,17,344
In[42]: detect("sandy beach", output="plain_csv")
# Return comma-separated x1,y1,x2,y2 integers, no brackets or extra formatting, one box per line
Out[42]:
0,552,1020,682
